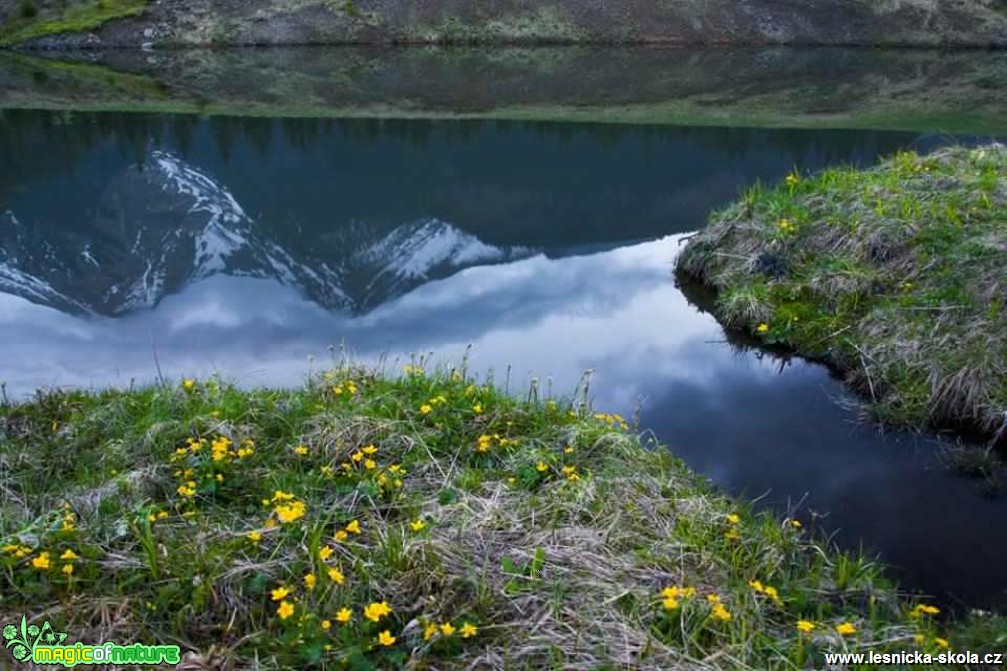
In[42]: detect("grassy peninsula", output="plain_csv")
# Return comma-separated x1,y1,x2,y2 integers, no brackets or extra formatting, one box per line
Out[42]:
677,145,1007,456
0,367,1002,669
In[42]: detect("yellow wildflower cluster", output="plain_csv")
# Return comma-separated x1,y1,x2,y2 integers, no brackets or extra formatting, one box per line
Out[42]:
592,412,628,430
403,364,425,376
908,603,940,619
561,465,580,482
332,379,359,396
2,543,34,559
777,218,796,234
748,579,782,605
474,433,518,453
423,620,478,640
785,172,800,188
146,510,170,524
363,601,392,622
419,395,448,415
333,519,362,542
266,490,307,524
706,594,732,622
60,505,77,532
661,585,697,610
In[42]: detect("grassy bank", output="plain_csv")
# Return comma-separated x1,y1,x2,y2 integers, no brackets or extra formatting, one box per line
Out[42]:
0,367,1001,668
677,145,1007,455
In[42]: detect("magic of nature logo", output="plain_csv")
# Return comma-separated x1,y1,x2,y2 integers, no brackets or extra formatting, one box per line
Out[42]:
3,615,180,667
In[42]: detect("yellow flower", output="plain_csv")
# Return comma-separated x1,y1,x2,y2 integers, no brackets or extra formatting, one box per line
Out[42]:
756,323,769,334
345,520,361,534
271,586,291,601
410,519,426,532
364,459,377,470
567,472,581,482
423,623,438,640
277,601,295,620
910,604,940,617
248,531,262,543
934,637,950,649
363,601,392,622
535,462,548,472
182,379,195,390
388,464,403,474
377,630,396,646
335,608,352,623
362,445,378,455
439,622,456,636
460,622,478,638
321,620,331,631
796,620,815,633
304,573,317,589
836,622,857,635
61,563,74,576
472,404,483,414
913,633,926,644
786,172,800,187
764,586,781,602
748,580,764,592
32,552,51,570
334,530,349,542
319,545,334,561
60,549,78,561
327,567,345,584
711,604,731,621
419,404,433,415
726,513,740,524
275,500,306,524
706,594,722,604
351,451,363,463
662,597,680,611
789,519,802,528
564,446,575,454
293,445,309,456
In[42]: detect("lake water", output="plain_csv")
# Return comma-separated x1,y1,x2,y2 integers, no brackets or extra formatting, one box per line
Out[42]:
1,110,1004,609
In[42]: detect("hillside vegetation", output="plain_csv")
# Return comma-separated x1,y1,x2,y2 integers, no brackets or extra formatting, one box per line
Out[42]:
1,0,1005,47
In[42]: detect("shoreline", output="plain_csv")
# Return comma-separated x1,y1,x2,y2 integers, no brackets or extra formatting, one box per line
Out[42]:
676,145,1007,462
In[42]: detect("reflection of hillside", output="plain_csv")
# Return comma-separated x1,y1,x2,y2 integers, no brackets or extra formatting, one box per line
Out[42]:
1,47,1005,133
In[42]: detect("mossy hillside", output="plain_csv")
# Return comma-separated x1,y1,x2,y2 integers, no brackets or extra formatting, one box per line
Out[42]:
0,0,147,46
0,367,997,669
677,145,1007,443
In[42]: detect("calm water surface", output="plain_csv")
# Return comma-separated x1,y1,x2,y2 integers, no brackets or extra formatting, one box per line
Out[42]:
1,111,1004,609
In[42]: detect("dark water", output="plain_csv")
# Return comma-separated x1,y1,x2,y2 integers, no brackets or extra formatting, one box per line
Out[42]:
1,110,1004,609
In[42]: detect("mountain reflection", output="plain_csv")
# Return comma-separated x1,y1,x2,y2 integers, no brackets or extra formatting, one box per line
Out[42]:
0,113,943,317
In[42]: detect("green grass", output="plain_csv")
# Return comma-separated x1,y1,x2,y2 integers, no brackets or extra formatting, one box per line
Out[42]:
0,0,147,46
677,145,1007,448
1,365,1000,668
